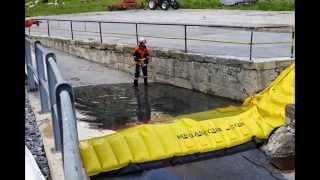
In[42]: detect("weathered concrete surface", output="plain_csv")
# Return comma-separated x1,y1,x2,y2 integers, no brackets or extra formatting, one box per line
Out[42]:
31,36,294,101
30,10,294,58
30,24,294,58
34,9,294,28
29,21,293,58
50,46,133,87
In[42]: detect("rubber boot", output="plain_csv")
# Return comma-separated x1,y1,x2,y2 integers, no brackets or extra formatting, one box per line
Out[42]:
144,78,148,86
133,80,138,88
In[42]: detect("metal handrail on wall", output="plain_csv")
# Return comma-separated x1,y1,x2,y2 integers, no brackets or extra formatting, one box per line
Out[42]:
29,18,295,61
25,37,86,180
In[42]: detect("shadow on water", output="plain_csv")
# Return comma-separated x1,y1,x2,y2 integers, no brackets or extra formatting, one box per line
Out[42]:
74,83,240,130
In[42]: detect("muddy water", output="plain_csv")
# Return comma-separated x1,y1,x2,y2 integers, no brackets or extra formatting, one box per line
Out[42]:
74,83,239,130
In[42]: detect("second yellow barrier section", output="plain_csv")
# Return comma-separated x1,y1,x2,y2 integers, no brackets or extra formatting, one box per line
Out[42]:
80,64,295,176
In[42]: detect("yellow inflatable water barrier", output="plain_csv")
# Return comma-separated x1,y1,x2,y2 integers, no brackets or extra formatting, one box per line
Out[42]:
80,64,295,176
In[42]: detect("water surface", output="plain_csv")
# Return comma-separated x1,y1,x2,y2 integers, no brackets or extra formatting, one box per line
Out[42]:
74,83,239,130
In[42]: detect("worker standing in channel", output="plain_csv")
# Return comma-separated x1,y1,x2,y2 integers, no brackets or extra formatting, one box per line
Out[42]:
133,37,150,87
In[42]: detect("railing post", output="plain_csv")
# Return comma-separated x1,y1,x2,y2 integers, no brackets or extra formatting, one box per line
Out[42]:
46,54,63,151
25,39,37,91
135,23,139,45
291,30,295,58
34,41,51,113
56,83,75,155
249,30,253,61
70,21,74,40
60,90,85,180
99,22,103,44
30,36,85,179
47,20,50,37
184,25,187,53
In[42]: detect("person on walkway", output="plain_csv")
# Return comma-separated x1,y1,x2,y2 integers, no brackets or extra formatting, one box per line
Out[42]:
132,37,150,87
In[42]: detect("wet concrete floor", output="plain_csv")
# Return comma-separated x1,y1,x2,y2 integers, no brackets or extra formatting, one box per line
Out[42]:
74,82,240,130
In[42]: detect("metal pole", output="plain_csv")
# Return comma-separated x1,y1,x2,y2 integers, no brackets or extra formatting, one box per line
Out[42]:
25,40,37,91
46,55,65,151
99,22,103,44
136,23,139,45
34,42,51,113
249,31,253,61
60,91,85,180
291,30,295,58
47,20,50,37
184,25,187,53
70,21,74,40
46,54,58,107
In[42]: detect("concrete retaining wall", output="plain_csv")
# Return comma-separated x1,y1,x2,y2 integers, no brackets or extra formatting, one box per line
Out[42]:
30,36,294,101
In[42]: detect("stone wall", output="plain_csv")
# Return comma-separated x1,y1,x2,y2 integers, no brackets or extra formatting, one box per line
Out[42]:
30,35,294,101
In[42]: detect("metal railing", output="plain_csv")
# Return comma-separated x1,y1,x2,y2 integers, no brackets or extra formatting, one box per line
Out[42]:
28,18,295,61
25,37,86,180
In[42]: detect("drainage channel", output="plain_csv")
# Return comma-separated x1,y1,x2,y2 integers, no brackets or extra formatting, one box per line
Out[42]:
28,45,292,180
73,82,287,180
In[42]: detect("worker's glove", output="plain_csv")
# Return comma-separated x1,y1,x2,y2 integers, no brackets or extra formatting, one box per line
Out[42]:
139,58,145,67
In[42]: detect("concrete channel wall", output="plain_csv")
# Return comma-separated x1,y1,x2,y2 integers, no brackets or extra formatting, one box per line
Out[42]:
30,36,294,101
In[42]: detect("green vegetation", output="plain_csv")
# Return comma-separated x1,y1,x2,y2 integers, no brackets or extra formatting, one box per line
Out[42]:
26,0,129,17
26,0,294,17
224,0,295,11
180,0,221,9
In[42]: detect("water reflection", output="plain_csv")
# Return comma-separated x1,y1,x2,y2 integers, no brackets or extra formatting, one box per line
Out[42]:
74,83,239,130
134,87,151,124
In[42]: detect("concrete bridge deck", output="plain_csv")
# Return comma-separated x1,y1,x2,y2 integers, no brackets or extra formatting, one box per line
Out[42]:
34,9,294,28
29,9,294,59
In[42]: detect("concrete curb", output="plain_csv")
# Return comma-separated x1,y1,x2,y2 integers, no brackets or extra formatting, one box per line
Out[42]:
26,91,65,180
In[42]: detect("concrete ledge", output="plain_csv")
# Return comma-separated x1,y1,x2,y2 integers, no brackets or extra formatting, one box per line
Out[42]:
30,35,294,101
26,91,65,180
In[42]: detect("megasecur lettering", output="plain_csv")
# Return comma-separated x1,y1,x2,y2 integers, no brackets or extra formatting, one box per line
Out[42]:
176,122,245,140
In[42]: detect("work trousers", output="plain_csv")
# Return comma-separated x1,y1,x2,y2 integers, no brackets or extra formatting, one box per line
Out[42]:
134,64,148,80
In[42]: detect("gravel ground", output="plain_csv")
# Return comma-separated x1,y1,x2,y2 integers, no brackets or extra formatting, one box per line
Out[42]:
25,96,50,179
